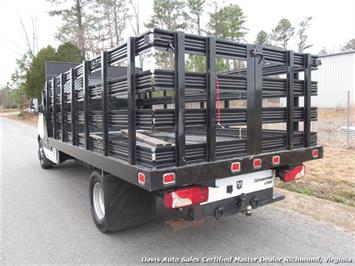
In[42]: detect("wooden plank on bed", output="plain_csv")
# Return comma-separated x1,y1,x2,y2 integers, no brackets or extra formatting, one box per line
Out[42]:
120,129,171,147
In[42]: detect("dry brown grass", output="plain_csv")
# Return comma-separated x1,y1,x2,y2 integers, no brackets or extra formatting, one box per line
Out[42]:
315,108,355,148
276,108,355,207
276,145,355,207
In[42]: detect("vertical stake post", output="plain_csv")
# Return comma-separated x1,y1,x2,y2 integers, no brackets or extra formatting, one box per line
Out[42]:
60,74,65,141
304,54,311,147
174,32,186,166
70,68,76,145
206,36,216,162
52,78,57,139
127,37,137,165
83,60,90,150
286,51,294,149
246,45,263,155
101,51,109,156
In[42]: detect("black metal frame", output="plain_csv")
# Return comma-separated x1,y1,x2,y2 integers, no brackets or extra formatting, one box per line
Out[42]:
42,28,323,192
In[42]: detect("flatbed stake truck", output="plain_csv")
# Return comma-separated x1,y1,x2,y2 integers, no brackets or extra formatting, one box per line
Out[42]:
36,28,323,233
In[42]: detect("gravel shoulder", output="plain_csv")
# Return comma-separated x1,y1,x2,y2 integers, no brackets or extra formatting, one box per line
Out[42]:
274,188,355,236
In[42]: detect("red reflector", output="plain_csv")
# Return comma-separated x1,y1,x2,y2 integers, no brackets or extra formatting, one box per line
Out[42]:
164,186,208,209
163,172,175,185
280,164,306,182
253,159,262,169
137,172,145,185
312,149,319,158
231,162,241,173
272,155,280,165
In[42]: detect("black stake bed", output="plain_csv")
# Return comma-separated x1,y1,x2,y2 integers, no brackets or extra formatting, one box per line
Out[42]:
43,28,323,192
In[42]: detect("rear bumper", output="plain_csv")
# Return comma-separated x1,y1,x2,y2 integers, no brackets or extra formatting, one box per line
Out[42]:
192,188,284,219
49,137,322,192
149,146,323,191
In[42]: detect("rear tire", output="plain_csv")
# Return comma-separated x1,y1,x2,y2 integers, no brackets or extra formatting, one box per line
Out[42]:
89,170,156,233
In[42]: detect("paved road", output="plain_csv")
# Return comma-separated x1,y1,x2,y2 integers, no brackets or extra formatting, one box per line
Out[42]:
1,117,354,265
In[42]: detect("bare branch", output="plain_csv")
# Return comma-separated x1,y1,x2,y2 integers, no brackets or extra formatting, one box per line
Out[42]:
20,19,33,56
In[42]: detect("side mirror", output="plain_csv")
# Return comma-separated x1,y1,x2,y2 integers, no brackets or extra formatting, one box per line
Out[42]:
30,98,39,113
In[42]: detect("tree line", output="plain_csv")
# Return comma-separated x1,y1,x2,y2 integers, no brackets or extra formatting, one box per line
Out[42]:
47,0,315,57
1,0,354,110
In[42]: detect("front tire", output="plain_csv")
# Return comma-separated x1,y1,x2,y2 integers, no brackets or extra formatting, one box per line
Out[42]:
38,145,53,169
89,170,156,233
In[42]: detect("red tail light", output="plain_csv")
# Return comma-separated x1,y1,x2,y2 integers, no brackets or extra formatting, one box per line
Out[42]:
231,162,241,173
279,164,306,182
272,155,280,165
253,158,262,169
164,186,208,209
312,149,319,158
163,172,175,185
137,172,145,185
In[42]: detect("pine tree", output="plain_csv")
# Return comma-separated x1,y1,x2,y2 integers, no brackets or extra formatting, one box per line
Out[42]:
95,0,128,47
145,0,186,69
297,17,312,53
24,44,83,100
25,46,57,99
207,3,248,71
129,0,145,67
145,0,186,31
185,0,206,72
271,18,294,50
255,30,270,46
47,0,93,57
185,0,205,35
342,39,355,51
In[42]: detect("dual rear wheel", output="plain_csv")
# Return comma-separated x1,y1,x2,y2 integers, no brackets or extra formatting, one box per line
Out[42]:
89,170,156,233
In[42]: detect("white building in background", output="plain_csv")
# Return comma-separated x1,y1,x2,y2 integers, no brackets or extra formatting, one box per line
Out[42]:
312,51,355,108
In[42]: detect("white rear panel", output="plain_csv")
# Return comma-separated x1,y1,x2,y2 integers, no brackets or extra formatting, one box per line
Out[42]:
202,170,274,204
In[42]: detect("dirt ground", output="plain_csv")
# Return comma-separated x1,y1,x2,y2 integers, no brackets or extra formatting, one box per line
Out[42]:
5,112,38,125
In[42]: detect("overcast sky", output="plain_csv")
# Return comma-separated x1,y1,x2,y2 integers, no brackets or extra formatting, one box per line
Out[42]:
1,0,354,86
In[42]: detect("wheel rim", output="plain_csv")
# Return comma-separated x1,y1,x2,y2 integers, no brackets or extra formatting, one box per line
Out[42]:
40,148,44,165
93,182,105,220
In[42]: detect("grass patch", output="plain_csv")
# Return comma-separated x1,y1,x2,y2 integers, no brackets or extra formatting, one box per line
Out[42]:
275,146,355,208
0,108,18,113
275,178,355,208
276,181,316,197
